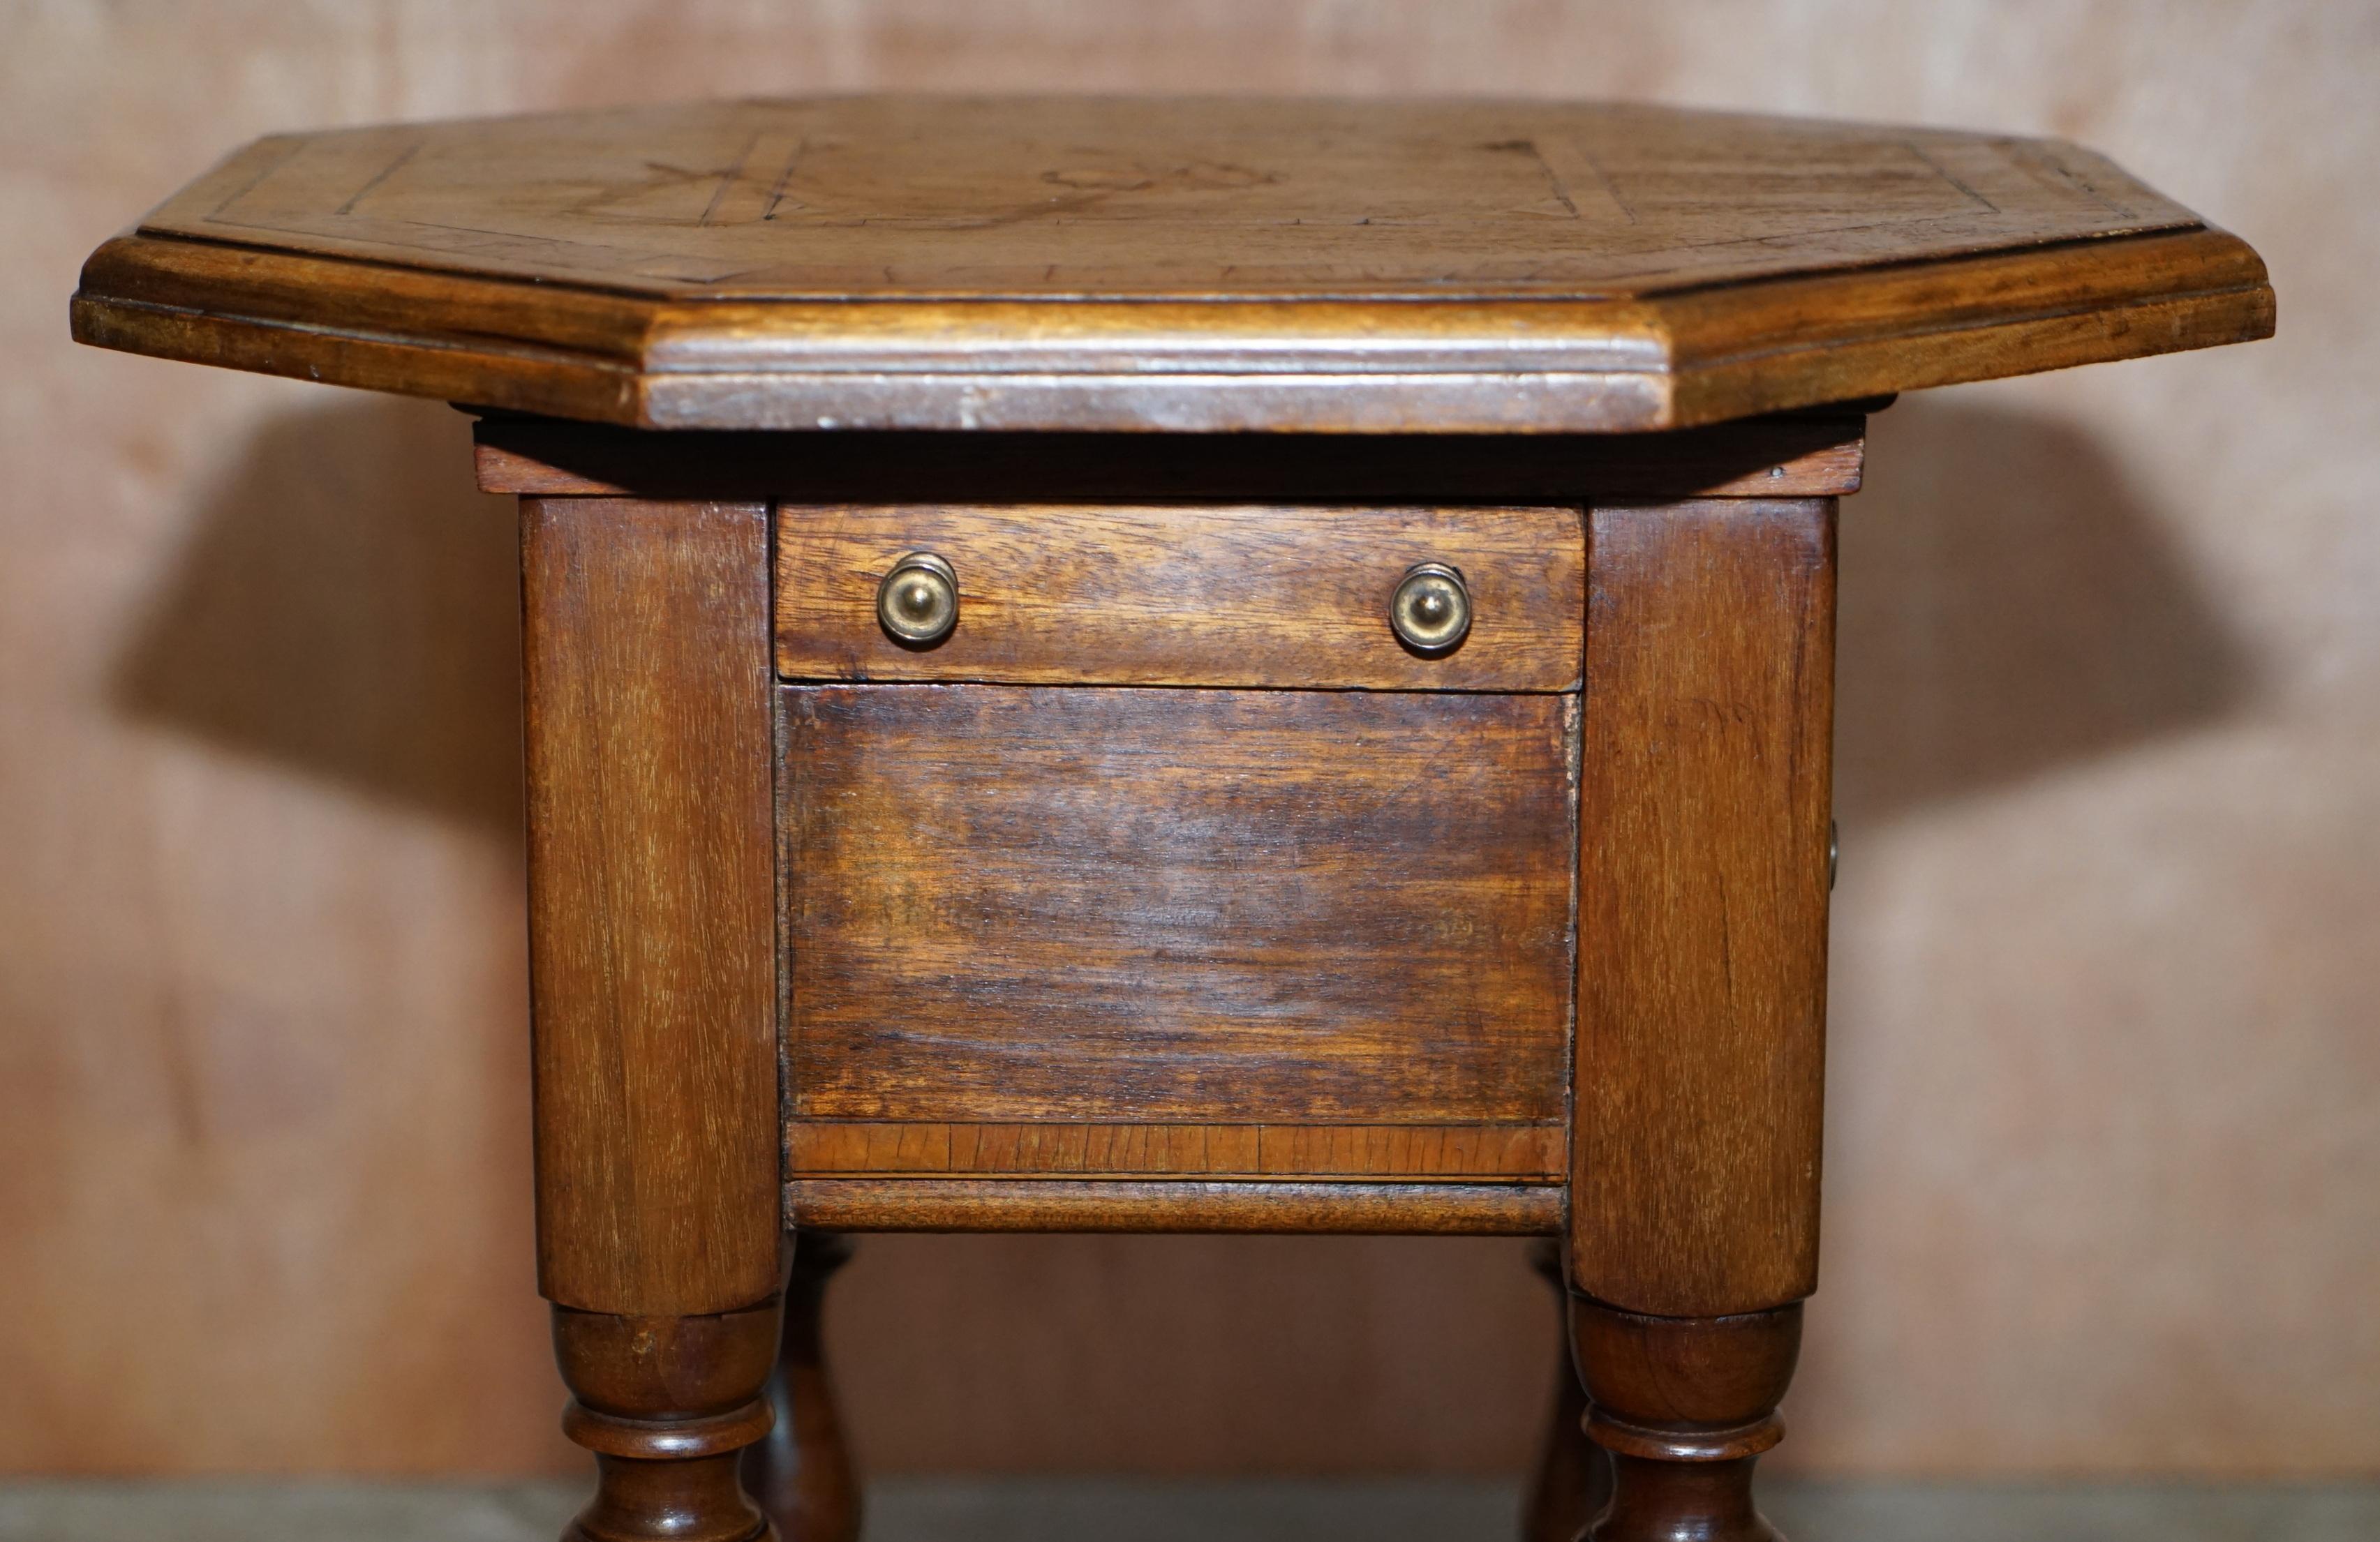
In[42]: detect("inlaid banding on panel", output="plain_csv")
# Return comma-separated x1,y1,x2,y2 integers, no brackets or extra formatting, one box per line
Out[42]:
785,1121,1566,1180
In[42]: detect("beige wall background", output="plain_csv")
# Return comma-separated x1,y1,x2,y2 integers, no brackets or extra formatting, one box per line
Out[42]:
3,0,2375,1479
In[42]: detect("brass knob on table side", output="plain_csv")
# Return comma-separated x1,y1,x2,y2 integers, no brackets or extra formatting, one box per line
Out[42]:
876,552,959,644
1388,562,1471,653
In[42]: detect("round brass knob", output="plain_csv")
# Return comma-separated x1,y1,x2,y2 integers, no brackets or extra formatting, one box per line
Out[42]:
1388,562,1471,653
876,552,958,645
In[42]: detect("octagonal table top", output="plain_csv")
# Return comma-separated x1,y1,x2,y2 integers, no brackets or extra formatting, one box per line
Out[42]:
72,96,2273,432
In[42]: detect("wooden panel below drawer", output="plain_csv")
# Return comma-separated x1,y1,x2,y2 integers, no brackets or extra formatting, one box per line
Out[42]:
780,683,1576,1128
786,1121,1564,1179
775,502,1584,690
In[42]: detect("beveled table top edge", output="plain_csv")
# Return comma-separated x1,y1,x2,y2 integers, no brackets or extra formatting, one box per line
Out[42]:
70,223,2270,433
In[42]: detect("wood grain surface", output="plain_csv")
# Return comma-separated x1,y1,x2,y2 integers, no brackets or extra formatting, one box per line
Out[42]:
128,98,2212,297
786,1179,1565,1235
1568,1296,1804,1541
741,1234,863,1542
1524,1242,1609,1542
521,498,782,1317
550,1296,782,1542
1568,500,1836,1318
780,683,1576,1130
1657,229,2274,426
775,502,1582,691
784,1122,1564,1179
71,97,2273,430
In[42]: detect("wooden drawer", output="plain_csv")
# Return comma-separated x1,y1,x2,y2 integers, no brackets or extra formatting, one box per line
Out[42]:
775,502,1584,691
778,683,1577,1183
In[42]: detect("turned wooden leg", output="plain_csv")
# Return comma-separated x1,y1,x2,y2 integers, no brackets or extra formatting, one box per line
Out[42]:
553,1298,782,1542
1525,1241,1611,1542
520,501,784,1542
741,1233,861,1542
1568,1296,1801,1542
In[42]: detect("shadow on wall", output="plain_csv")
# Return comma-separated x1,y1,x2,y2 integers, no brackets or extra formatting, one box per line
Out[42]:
1834,397,2254,828
110,397,525,837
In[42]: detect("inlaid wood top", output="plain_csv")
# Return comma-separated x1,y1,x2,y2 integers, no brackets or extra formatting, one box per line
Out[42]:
73,96,2271,431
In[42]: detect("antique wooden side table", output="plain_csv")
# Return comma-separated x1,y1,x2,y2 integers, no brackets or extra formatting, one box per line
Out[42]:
73,98,2270,1541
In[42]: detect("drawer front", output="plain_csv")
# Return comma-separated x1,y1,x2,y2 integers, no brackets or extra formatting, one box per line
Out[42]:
780,683,1575,1182
775,502,1584,691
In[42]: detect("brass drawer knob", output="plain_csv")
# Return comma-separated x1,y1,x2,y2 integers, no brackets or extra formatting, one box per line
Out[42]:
877,552,958,644
1389,562,1471,653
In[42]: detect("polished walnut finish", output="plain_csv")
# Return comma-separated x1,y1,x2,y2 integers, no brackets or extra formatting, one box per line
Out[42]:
69,93,2273,1542
1570,1297,1803,1542
73,98,2270,432
1526,1241,1612,1542
776,502,1584,691
552,1298,782,1542
778,683,1574,1158
743,1234,862,1542
1574,500,1837,1317
522,499,786,1539
780,1177,1564,1236
520,497,780,1318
